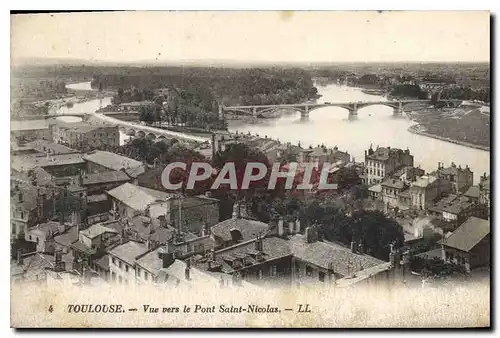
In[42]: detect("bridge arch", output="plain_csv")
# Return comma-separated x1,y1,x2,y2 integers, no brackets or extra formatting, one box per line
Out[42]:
146,133,157,140
136,130,146,138
125,129,136,137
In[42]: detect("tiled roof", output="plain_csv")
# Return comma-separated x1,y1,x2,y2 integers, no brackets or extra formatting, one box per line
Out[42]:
108,241,148,266
211,217,269,242
83,170,130,185
429,194,474,215
289,234,385,277
464,185,480,199
83,151,143,173
24,139,78,155
443,216,490,252
106,183,176,211
136,248,164,276
80,223,119,239
54,226,79,247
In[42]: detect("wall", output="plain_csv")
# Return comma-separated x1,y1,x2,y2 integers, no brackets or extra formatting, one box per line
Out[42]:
109,255,137,285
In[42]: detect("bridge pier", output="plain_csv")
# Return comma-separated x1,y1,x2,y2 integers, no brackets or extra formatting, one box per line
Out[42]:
393,102,404,117
348,108,358,120
252,106,258,117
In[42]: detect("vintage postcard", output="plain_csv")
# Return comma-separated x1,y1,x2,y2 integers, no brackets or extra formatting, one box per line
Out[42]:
10,11,490,328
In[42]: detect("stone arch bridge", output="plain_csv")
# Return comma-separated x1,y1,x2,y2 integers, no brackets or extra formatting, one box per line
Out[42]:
220,99,462,119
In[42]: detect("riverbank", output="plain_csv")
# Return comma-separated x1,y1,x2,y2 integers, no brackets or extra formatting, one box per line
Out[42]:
407,124,489,152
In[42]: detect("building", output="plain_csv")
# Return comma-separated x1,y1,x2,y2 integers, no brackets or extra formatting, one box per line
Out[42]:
428,194,488,231
435,162,474,194
11,119,52,141
380,178,408,209
51,122,119,150
83,150,146,179
83,170,132,195
25,221,60,253
108,240,148,285
11,153,86,177
441,216,490,272
107,183,219,234
210,204,270,249
409,175,452,211
24,139,79,155
478,174,490,215
364,146,414,185
298,145,351,167
391,166,425,185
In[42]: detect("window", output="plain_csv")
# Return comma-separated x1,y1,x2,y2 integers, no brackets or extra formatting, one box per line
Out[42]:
118,261,122,269
306,266,313,277
461,257,466,265
29,235,32,241
258,269,263,280
319,271,326,282
118,276,123,284
112,258,116,265
450,253,454,262
270,265,277,277
125,265,129,273
144,272,149,281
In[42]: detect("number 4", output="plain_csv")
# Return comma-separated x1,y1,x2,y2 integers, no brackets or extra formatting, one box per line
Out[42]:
48,305,53,313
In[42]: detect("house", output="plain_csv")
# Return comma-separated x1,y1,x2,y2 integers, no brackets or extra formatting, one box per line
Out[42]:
108,240,148,285
83,170,132,195
368,184,382,200
83,150,146,179
298,145,350,167
364,146,414,185
435,162,474,194
478,174,490,216
441,217,490,272
11,119,52,141
11,153,86,177
391,166,425,184
25,221,60,253
380,178,408,209
210,207,270,249
51,122,119,150
107,183,219,234
409,175,452,211
428,194,488,231
24,139,79,155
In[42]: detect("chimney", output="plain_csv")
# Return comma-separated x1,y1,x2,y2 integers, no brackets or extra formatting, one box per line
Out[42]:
16,249,23,266
305,224,318,243
278,218,284,236
159,244,175,269
185,259,191,280
351,241,357,253
71,210,81,227
358,242,364,255
295,218,301,234
254,234,263,251
288,221,294,234
232,203,240,219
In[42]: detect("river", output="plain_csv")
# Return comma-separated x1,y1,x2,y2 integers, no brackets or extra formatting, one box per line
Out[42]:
228,83,490,184
58,81,489,184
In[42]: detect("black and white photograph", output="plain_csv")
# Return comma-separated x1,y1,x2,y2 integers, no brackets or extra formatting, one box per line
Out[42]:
8,10,491,328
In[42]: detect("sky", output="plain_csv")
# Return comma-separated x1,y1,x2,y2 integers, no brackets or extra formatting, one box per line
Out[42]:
11,11,490,64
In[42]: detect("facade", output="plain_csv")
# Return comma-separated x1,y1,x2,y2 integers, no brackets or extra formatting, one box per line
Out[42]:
11,119,52,141
51,123,120,150
409,175,452,211
428,194,488,231
435,162,474,194
364,146,414,185
380,178,408,209
108,240,148,285
441,216,490,272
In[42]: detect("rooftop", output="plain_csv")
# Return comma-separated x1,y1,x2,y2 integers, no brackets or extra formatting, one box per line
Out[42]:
80,223,119,239
443,216,490,252
381,178,406,190
211,217,269,242
83,151,144,173
83,170,131,186
11,119,49,131
11,153,85,171
135,248,164,276
108,241,148,266
429,194,474,215
411,175,438,188
106,183,177,211
464,185,480,199
54,226,79,248
365,147,408,162
289,234,385,276
24,139,79,155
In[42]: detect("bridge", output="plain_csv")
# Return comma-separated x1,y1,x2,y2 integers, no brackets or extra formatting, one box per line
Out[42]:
220,99,463,119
